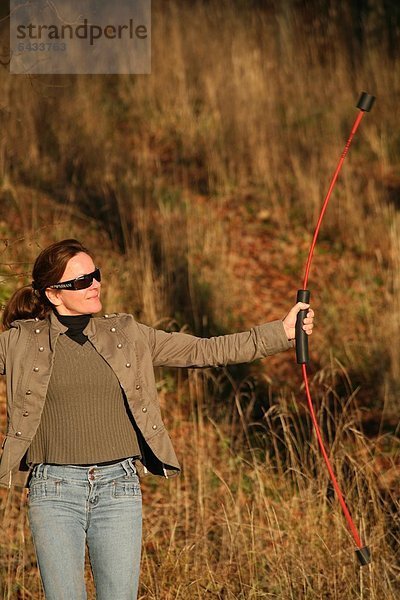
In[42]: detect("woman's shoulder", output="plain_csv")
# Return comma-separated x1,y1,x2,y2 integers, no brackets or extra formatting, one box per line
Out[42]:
6,316,45,331
93,312,139,332
0,317,41,348
96,312,135,324
94,312,149,339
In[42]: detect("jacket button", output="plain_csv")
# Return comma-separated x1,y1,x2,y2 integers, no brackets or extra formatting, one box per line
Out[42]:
117,343,122,349
39,346,44,352
23,411,29,417
33,367,39,372
110,327,116,333
34,328,41,334
136,384,141,390
26,390,32,395
142,407,147,413
152,424,157,430
104,314,109,318
15,431,22,437
125,363,131,368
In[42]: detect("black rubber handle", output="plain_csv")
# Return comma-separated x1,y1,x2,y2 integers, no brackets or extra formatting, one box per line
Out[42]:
356,92,376,112
295,289,310,364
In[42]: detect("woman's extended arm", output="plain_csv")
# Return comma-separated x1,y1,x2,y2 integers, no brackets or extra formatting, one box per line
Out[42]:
137,302,314,368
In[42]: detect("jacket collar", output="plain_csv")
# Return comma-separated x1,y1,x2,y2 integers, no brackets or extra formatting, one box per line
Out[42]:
48,310,68,334
48,310,66,351
83,315,97,339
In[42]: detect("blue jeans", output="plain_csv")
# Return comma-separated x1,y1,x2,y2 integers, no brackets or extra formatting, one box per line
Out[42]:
28,458,142,600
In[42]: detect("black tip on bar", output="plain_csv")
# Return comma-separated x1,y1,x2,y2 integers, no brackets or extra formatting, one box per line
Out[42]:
295,289,310,364
357,92,376,112
355,545,372,566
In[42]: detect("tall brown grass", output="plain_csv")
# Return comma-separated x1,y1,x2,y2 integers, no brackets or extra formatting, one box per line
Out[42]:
0,0,399,597
1,368,399,598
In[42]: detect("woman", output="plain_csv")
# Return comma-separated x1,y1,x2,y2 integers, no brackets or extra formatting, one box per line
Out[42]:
0,239,314,599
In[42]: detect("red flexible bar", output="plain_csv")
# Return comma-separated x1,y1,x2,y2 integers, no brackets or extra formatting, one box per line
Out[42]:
302,363,362,548
300,106,371,559
303,110,364,289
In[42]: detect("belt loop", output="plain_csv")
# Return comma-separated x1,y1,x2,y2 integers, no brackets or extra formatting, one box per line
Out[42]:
127,457,137,475
130,457,137,475
33,462,43,478
121,459,131,476
42,464,49,479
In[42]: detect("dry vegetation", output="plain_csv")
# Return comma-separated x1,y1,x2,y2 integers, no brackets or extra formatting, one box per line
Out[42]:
0,1,399,598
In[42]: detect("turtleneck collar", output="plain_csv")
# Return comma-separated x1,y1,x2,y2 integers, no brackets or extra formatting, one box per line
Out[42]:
53,310,92,345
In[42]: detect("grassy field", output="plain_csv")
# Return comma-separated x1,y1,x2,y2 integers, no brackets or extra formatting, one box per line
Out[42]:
1,0,399,597
1,372,399,598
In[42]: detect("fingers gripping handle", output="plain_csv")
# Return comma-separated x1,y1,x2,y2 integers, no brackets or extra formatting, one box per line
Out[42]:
295,289,310,364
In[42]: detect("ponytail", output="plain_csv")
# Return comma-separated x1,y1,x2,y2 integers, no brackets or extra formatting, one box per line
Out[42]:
2,285,52,330
1,238,91,330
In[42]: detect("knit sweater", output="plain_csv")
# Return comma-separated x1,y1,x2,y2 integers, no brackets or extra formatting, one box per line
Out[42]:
27,312,140,465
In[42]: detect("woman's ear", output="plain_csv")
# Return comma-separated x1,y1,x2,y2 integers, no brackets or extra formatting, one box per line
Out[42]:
45,288,62,307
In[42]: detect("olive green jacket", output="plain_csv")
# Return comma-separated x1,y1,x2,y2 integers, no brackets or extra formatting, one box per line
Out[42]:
0,310,294,488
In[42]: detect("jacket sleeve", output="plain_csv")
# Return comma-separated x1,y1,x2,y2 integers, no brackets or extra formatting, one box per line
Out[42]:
136,319,294,368
0,329,11,376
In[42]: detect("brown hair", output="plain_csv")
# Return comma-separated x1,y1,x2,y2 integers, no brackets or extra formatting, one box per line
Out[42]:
2,239,92,330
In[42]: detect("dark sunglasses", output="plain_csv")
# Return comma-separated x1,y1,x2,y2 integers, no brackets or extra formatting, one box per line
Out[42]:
48,268,101,291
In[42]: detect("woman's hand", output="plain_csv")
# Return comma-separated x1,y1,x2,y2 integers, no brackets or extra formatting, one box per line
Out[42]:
282,302,314,341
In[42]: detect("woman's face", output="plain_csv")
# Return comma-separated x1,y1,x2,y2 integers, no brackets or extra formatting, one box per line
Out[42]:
45,252,102,316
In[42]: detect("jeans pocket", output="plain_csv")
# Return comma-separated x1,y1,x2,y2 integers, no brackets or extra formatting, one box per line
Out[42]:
111,474,141,499
28,477,63,502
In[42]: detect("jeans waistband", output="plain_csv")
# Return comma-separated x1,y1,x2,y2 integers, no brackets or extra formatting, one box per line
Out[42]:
31,457,137,481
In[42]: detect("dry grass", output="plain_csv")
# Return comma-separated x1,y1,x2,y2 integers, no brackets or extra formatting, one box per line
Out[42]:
0,0,399,597
1,369,399,599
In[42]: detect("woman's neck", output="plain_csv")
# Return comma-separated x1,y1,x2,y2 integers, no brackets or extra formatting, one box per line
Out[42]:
53,309,91,342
